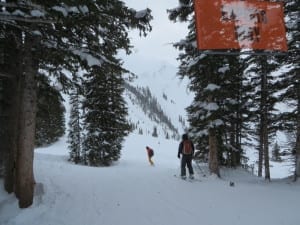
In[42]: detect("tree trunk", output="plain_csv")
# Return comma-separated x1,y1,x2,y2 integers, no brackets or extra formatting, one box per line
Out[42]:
208,128,220,177
258,123,263,177
0,79,8,179
229,119,242,167
15,34,37,208
235,111,242,166
263,110,270,181
230,124,237,167
295,81,300,180
3,77,21,193
0,32,22,193
261,59,270,181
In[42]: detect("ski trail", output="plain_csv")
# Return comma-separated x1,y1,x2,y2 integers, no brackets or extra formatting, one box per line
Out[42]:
1,134,300,225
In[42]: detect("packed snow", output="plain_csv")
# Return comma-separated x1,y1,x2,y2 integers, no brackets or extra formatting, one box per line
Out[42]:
1,133,299,225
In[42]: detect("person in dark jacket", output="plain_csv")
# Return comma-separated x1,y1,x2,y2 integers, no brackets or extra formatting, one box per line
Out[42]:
178,134,194,179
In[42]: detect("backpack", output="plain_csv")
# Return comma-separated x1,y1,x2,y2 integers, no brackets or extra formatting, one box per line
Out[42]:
183,140,192,155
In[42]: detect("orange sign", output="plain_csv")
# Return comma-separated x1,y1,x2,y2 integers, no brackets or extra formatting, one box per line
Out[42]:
194,0,287,51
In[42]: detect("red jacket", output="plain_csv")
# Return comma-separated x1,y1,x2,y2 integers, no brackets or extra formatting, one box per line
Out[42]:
146,147,154,157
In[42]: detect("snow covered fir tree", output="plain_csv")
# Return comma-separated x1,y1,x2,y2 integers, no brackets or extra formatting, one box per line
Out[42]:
81,64,131,166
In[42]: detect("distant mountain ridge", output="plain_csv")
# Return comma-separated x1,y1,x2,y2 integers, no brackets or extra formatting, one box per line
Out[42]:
125,82,180,139
124,62,193,140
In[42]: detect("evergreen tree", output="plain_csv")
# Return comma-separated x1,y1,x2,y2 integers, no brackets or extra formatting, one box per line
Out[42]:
243,55,282,180
168,0,295,179
168,0,245,175
166,132,170,139
139,128,143,135
68,83,83,164
152,126,158,137
272,142,282,162
82,63,130,166
35,75,65,147
277,0,300,180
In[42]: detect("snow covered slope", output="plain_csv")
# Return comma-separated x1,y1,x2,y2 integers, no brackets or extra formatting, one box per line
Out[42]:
124,61,193,140
0,133,299,225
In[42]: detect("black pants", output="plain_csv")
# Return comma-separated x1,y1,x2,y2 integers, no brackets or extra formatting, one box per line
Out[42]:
181,155,194,176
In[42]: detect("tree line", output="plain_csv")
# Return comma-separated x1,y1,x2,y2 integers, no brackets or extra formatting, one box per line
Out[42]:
0,0,152,208
168,0,299,181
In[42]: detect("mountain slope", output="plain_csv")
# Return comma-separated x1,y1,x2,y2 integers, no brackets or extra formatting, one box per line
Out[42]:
124,62,194,140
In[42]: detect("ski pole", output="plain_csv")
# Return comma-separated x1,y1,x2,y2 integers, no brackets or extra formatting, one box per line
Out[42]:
194,159,206,177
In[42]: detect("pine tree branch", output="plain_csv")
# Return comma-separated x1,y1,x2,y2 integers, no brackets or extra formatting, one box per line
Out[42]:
0,72,12,78
0,2,44,10
0,15,53,24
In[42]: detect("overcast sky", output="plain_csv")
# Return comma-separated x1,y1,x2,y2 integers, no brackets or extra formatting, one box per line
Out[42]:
121,0,188,71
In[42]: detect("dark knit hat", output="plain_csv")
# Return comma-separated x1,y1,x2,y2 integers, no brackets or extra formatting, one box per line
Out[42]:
182,133,188,140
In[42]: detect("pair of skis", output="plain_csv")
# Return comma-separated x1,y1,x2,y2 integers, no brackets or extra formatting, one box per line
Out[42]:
174,174,201,182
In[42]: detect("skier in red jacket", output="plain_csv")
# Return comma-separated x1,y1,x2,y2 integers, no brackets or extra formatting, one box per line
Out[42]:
146,146,154,166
